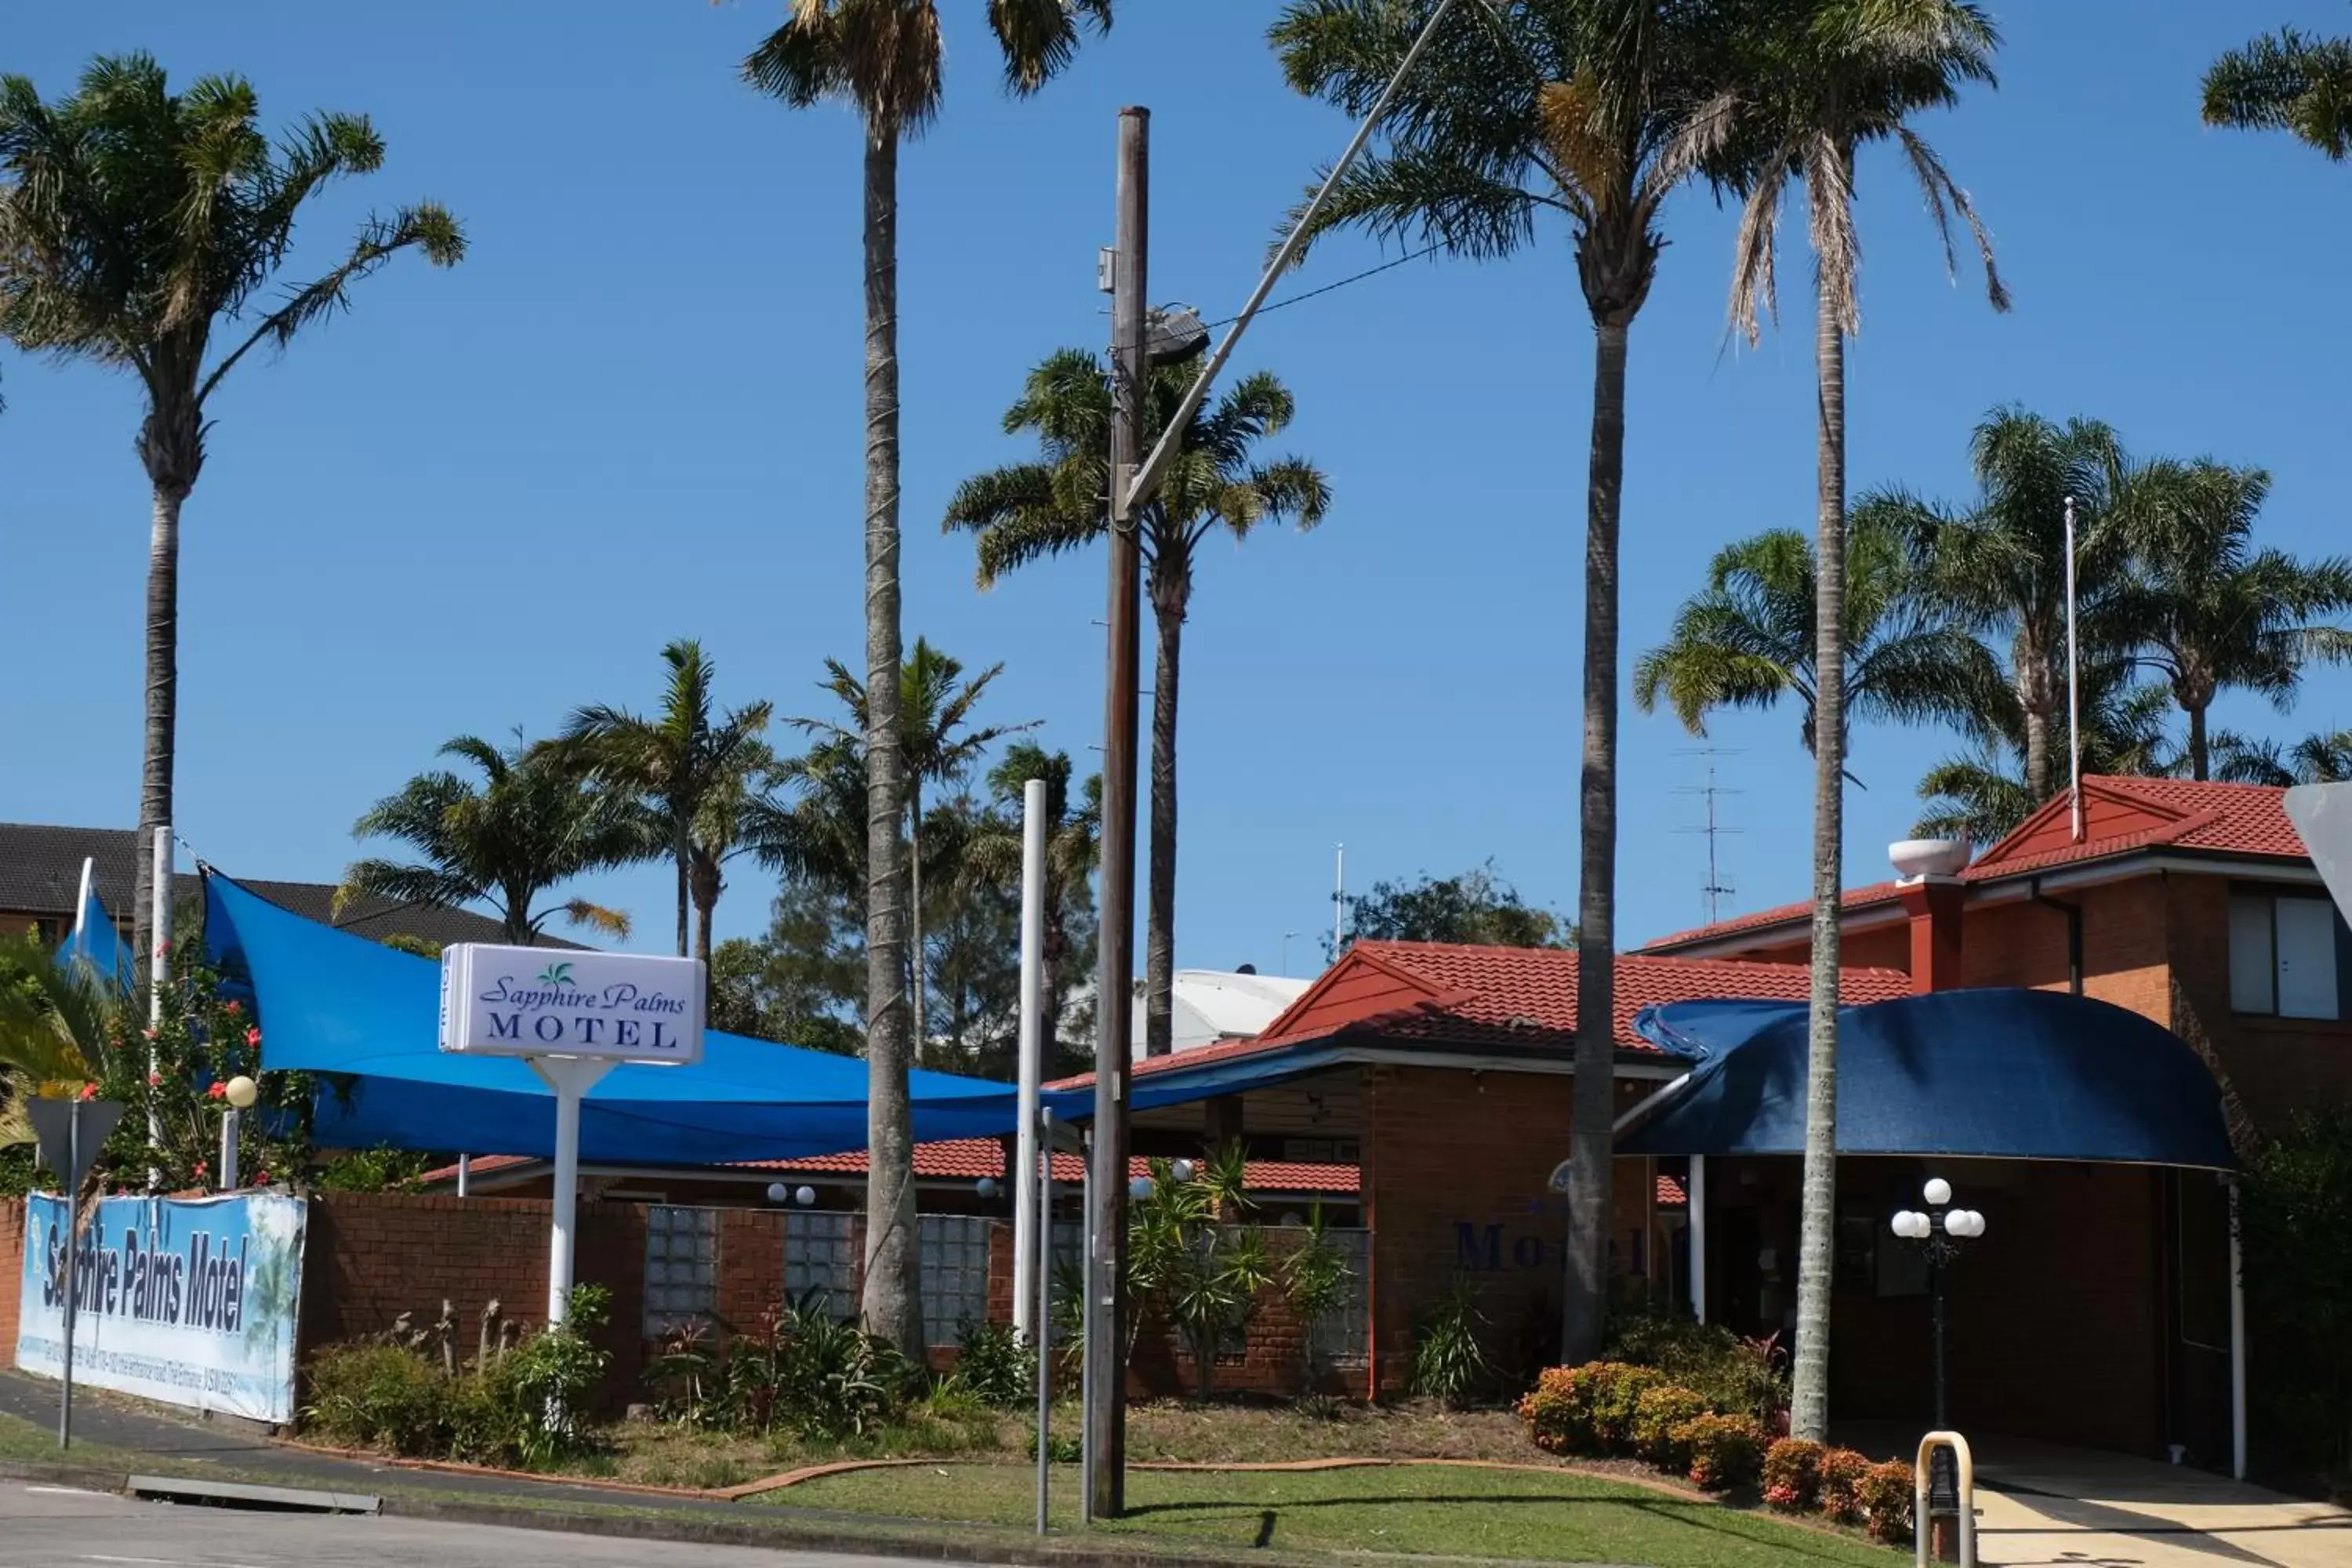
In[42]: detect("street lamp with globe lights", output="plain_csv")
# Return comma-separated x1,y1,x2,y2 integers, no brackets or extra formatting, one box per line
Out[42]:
1889,1177,1989,1435
217,1075,258,1189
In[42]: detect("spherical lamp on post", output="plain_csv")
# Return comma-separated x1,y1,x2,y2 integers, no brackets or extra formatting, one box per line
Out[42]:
218,1075,259,1189
1888,1177,1989,1434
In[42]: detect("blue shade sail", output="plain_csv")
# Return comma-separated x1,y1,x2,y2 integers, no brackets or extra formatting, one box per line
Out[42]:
1619,988,2237,1171
204,874,1086,1162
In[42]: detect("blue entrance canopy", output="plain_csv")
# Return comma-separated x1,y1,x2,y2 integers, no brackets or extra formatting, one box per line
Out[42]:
1617,988,2237,1171
205,874,1086,1163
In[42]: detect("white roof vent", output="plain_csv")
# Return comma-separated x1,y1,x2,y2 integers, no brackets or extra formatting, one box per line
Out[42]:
1889,837,1971,882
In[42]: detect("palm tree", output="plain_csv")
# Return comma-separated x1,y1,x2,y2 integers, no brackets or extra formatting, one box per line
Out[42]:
1272,0,1738,1369
340,735,647,946
946,351,1327,1062
0,934,121,1106
1915,664,2177,843
2110,460,2352,780
1881,410,2132,803
960,742,1102,1076
2204,13,2352,159
792,641,1033,1051
1635,498,1997,766
0,55,463,975
1719,0,2006,1443
560,640,775,964
743,0,1111,1359
2212,729,2352,787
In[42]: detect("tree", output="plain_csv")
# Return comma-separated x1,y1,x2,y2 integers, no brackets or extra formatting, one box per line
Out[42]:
1915,663,2175,843
2214,729,2352,787
947,351,1327,1060
708,884,868,1056
744,0,1111,1363
1885,410,2129,803
791,640,1033,1051
1273,0,1737,1371
340,735,645,946
1719,0,2005,1443
959,742,1102,1079
2111,460,2352,780
560,639,775,964
0,55,463,976
1333,862,1565,955
2204,13,2352,160
1633,499,1997,770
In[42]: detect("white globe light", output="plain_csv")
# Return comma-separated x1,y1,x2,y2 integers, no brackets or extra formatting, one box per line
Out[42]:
1890,1210,1918,1239
1171,1159,1196,1184
767,1182,789,1203
794,1185,817,1207
1963,1210,1987,1238
1909,1211,1933,1240
1922,1178,1953,1207
976,1177,1000,1200
224,1075,260,1110
1129,1176,1155,1201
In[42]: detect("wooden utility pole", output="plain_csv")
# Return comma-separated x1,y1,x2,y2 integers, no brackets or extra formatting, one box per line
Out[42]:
1086,103,1148,1523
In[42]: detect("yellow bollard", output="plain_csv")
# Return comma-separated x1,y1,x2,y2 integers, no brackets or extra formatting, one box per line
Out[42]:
1914,1431,1976,1568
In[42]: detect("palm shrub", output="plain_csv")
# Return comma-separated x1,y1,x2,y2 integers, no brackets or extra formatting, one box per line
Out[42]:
1129,1148,1278,1402
953,1318,1032,1408
1279,1206,1355,1392
1409,1274,1494,1409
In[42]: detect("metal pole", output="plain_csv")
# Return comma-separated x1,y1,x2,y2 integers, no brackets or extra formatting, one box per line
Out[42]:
1036,1108,1054,1534
58,1101,78,1450
219,1108,239,1191
2228,1176,2247,1481
532,1058,615,1325
1015,779,1048,1340
456,1153,472,1199
1930,1254,1948,1431
1122,0,1465,517
148,826,169,1184
1333,844,1345,955
2065,494,2081,844
1087,103,1148,1523
1688,1155,1708,1323
1078,1133,1096,1526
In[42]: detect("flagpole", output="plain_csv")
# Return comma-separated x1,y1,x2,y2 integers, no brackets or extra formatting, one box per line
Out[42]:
2065,495,2082,844
69,858,93,964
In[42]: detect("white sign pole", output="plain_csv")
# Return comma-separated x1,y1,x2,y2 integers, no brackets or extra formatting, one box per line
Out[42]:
1014,779,1047,1339
149,826,170,1180
532,1056,615,1326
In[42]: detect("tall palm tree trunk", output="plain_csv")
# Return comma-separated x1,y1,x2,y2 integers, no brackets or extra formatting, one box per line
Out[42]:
674,822,691,959
1791,265,1849,1446
1564,318,1629,1366
1144,584,1183,1057
857,123,921,1356
132,483,187,985
2188,702,2210,782
909,783,925,1058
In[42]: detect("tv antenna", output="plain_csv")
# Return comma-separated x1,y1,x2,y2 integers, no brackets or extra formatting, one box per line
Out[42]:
1674,748,1744,924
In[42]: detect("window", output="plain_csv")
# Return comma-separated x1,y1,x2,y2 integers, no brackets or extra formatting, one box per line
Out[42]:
644,1206,718,1333
920,1214,993,1344
1305,1227,1371,1370
2230,891,2342,1019
784,1210,855,1319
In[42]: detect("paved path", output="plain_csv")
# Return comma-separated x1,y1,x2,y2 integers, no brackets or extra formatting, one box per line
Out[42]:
0,1480,949,1568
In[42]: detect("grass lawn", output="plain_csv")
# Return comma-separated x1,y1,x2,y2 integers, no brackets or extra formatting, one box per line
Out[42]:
770,1461,1907,1568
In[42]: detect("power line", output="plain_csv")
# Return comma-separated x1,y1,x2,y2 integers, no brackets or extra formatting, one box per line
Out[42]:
1200,245,1442,332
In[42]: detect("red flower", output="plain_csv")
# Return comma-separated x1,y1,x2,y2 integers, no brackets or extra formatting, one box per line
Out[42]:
206,1082,228,1101
245,1026,261,1048
223,1001,242,1017
254,1170,270,1185
194,1160,209,1179
147,1072,161,1087
141,1027,158,1041
78,1083,96,1101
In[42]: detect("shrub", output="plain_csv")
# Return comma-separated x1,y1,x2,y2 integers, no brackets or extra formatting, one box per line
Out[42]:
316,1145,431,1193
1675,1413,1766,1491
303,1342,453,1454
953,1319,1032,1408
1517,1361,1666,1456
695,1292,916,1439
488,1286,614,1465
1606,1305,1789,1428
1817,1446,1871,1524
1762,1437,1824,1511
1630,1384,1713,1469
1857,1458,1916,1544
1410,1276,1494,1408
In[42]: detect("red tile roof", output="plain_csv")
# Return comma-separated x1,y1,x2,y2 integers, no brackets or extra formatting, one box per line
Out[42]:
1641,775,2308,954
419,1141,1359,1195
1657,1174,1687,1207
1050,942,1912,1092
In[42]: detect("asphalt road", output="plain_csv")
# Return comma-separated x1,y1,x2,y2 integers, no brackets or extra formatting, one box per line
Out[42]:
0,1481,950,1568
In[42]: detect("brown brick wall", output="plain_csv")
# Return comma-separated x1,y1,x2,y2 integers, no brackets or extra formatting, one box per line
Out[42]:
0,1200,21,1353
2164,872,2352,1134
1363,1066,1651,1399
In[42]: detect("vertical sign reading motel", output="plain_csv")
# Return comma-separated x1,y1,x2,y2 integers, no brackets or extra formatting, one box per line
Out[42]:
16,1192,306,1424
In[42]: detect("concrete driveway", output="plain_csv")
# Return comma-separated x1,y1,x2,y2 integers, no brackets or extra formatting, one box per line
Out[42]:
1949,1435,2350,1568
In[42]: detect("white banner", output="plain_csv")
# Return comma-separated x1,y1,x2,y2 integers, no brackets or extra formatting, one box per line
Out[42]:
16,1192,306,1425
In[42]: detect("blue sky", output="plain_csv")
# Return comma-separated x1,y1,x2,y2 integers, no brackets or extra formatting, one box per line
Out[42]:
5,1,2350,976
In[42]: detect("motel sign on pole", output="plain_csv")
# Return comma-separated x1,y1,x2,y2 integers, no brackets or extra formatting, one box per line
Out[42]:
439,945,705,1326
